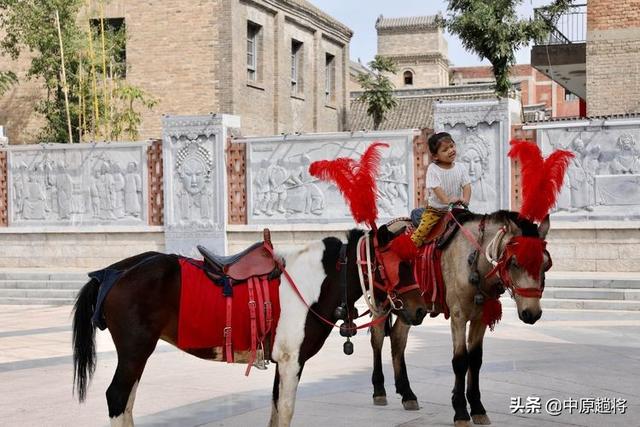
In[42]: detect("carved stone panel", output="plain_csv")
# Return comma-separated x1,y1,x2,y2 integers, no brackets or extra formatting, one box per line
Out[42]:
162,115,240,257
538,122,640,220
242,131,416,225
433,99,517,213
7,142,148,226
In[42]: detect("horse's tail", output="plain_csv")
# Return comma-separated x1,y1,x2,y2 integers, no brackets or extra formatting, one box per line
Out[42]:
72,277,100,402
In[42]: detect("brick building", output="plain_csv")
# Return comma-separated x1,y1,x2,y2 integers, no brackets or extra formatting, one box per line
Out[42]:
375,15,449,90
0,0,352,144
451,65,580,119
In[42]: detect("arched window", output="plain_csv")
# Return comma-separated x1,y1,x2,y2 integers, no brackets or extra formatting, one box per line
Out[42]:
403,70,414,86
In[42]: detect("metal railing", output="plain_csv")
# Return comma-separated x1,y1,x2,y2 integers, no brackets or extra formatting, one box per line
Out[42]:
535,3,587,45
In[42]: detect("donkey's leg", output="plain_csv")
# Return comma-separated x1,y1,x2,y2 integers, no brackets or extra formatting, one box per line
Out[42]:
450,314,471,427
370,320,388,406
467,318,490,425
390,319,418,410
271,355,304,427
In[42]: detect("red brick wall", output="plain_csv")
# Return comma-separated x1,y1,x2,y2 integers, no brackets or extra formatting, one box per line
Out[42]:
510,126,537,211
0,151,7,226
588,0,640,30
147,140,164,226
413,128,432,208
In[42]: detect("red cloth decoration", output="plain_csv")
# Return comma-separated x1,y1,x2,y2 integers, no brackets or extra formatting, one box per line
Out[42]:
177,258,281,351
482,298,502,331
415,243,449,319
389,232,418,260
508,140,573,223
511,236,546,280
309,142,389,228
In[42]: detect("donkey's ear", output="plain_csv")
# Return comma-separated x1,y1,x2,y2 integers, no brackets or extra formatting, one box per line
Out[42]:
538,215,551,239
376,224,393,247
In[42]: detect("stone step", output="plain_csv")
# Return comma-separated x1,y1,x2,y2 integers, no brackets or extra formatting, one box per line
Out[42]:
545,272,640,289
0,280,86,290
0,297,75,305
0,288,79,299
0,271,88,281
543,287,640,301
501,297,640,311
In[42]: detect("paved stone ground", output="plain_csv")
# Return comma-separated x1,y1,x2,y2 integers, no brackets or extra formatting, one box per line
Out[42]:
0,304,638,427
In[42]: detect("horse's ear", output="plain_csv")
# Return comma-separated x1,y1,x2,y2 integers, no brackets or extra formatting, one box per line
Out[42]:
538,215,551,239
376,224,393,247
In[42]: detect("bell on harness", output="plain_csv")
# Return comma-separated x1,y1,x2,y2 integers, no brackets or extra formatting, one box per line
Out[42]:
343,338,354,355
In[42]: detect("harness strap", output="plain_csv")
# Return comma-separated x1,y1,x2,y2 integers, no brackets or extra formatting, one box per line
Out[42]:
254,276,266,336
224,296,233,363
261,277,273,335
245,277,259,375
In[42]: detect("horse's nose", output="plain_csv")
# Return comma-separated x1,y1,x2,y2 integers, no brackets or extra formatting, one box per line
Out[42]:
520,309,542,324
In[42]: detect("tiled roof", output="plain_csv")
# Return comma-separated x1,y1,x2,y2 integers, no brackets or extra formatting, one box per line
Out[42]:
375,15,440,31
349,86,497,131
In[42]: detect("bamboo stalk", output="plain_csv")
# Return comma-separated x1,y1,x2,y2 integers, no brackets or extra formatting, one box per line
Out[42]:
55,10,74,144
87,20,99,140
79,58,85,143
99,0,110,140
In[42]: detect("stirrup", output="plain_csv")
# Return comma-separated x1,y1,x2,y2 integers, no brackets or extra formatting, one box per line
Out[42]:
253,346,269,370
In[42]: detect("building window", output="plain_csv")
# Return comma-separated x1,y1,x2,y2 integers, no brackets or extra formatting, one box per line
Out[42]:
291,39,303,94
403,70,414,86
565,89,578,101
89,17,126,78
247,21,261,81
325,53,335,103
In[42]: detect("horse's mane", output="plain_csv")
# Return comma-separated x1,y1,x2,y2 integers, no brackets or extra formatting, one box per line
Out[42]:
459,210,540,237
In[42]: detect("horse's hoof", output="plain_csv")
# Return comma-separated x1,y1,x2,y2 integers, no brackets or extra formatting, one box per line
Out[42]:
472,414,491,425
402,400,420,410
454,421,471,427
373,396,388,406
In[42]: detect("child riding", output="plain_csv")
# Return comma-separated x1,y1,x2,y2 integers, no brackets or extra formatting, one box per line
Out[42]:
411,132,472,247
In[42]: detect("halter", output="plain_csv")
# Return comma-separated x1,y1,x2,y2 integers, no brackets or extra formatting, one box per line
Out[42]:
356,230,421,316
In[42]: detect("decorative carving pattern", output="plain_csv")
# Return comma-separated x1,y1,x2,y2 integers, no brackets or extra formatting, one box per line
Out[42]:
244,131,415,224
0,151,7,226
227,138,247,225
434,99,510,129
7,143,148,226
147,140,164,226
540,125,640,219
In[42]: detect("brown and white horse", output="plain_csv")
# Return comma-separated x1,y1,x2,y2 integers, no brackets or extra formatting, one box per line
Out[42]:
72,223,427,427
369,210,552,427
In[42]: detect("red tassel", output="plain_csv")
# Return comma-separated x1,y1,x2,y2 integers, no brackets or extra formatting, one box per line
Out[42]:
389,233,418,260
309,142,389,227
511,236,546,280
508,140,573,223
482,298,502,331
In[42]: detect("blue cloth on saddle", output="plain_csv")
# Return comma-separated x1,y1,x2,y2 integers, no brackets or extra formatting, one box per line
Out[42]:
90,268,125,330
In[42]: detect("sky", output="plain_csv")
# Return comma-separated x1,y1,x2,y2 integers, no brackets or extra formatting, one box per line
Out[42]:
309,0,554,67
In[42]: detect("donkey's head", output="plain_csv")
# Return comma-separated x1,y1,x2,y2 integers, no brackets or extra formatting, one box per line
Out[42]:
373,223,427,326
486,214,552,325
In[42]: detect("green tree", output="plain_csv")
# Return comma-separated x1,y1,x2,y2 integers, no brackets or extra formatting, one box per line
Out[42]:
0,0,156,143
445,0,574,97
357,55,398,130
0,70,16,95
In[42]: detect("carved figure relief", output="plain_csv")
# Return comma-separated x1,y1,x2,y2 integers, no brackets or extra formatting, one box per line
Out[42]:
124,162,142,217
460,132,496,212
174,140,214,222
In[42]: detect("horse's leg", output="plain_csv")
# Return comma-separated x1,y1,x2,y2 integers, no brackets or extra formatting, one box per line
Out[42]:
370,320,387,406
270,355,304,427
467,318,490,425
269,365,280,427
390,318,418,410
450,314,471,427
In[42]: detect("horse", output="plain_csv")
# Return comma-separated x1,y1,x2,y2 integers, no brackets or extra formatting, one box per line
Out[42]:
72,223,428,427
369,210,552,427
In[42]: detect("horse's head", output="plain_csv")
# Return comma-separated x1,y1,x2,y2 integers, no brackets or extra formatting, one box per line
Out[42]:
486,214,552,325
373,223,427,326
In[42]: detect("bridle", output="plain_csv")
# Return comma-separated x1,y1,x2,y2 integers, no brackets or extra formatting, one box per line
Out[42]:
450,213,552,300
357,230,421,317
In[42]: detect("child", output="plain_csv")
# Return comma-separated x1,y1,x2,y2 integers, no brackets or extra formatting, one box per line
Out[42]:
411,132,471,247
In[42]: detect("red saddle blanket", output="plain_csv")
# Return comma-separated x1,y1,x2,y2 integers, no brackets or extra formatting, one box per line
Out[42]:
177,258,281,360
415,243,450,319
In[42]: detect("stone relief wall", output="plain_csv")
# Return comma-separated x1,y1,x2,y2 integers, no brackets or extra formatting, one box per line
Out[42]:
162,115,240,256
538,121,640,220
242,131,416,225
433,99,518,213
6,143,148,226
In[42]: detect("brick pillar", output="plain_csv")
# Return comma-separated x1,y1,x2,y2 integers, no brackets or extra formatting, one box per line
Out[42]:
227,137,247,224
0,151,7,226
510,125,537,211
147,139,164,226
413,128,432,208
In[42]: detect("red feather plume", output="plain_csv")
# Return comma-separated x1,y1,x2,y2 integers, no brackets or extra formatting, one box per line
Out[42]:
309,142,389,228
508,140,574,222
